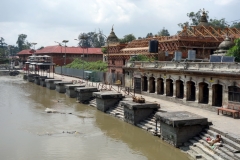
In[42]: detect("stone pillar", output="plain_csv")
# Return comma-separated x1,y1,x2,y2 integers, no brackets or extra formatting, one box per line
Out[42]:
173,82,176,98
147,77,150,93
155,78,158,94
163,79,167,96
223,88,229,105
208,87,213,106
195,85,199,103
183,83,187,101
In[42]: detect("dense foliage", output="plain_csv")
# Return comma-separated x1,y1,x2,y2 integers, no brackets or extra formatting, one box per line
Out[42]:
129,54,155,62
178,9,240,29
77,30,106,48
16,34,32,51
65,59,107,72
227,38,240,62
119,34,136,43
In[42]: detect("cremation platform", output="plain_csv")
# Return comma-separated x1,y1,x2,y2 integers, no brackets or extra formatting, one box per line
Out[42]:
54,81,73,93
75,87,99,103
65,84,85,98
93,92,123,112
45,79,62,90
121,101,160,125
155,111,208,147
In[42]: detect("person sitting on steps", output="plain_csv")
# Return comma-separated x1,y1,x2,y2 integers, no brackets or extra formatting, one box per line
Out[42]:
207,134,222,147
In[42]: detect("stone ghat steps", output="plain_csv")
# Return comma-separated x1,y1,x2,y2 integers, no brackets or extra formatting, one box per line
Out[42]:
136,114,160,136
106,103,124,120
188,139,224,160
185,127,240,160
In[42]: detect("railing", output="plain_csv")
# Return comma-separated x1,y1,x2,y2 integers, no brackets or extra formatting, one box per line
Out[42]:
126,61,240,73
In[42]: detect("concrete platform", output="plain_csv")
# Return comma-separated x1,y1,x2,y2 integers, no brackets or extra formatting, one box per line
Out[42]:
121,100,160,125
75,87,99,103
93,92,123,112
27,74,39,82
39,77,54,87
34,76,47,85
65,84,85,98
54,81,73,93
45,79,62,90
155,111,208,147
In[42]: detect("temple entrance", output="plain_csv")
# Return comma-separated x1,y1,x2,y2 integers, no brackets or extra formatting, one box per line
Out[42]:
157,78,164,95
149,77,155,93
186,81,195,101
142,76,148,92
134,78,141,94
176,80,184,99
166,79,173,96
212,84,223,106
199,82,209,104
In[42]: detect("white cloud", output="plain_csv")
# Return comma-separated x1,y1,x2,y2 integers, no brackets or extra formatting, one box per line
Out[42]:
0,0,239,49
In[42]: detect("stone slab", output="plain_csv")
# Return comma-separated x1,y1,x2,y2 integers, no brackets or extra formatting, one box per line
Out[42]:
54,81,72,85
65,84,85,89
93,92,123,99
155,111,208,127
121,101,160,110
45,79,62,83
75,87,99,93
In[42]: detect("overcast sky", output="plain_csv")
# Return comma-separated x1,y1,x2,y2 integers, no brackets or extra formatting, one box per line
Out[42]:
0,0,239,49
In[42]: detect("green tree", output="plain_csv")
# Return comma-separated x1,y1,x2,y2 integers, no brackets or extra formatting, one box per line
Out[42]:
231,22,240,29
158,28,170,36
226,38,240,62
146,33,153,38
178,9,228,29
129,54,154,62
16,34,31,51
77,30,106,48
119,34,136,43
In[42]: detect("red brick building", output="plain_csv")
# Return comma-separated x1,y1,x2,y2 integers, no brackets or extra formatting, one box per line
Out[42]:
17,46,103,66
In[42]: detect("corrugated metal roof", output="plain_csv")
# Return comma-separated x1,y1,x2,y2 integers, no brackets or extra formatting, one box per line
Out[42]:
35,45,103,55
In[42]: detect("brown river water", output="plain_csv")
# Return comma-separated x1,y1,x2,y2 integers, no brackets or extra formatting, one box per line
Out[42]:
0,76,189,160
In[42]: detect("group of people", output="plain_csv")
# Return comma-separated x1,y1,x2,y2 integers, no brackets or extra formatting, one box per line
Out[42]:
206,134,222,150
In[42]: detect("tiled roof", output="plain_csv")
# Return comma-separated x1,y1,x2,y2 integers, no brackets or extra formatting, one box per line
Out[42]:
35,46,103,55
17,49,32,55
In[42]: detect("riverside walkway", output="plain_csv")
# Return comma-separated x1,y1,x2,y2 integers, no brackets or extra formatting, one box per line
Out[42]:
52,73,240,138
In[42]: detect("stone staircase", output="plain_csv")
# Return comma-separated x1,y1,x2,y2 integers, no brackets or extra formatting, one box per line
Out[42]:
106,102,124,120
182,127,240,160
136,113,160,136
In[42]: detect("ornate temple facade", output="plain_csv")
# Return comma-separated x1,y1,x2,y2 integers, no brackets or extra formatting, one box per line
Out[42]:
118,11,240,110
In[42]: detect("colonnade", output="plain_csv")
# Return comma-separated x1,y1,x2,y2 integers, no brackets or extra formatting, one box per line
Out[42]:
140,76,228,107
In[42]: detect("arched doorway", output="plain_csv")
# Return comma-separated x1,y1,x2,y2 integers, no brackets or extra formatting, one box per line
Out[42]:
166,79,173,96
149,77,155,93
157,78,164,95
176,80,184,99
199,82,209,104
142,76,148,92
212,84,223,106
187,81,195,101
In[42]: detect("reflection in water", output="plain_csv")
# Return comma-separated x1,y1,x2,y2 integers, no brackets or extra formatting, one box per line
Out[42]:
0,76,189,160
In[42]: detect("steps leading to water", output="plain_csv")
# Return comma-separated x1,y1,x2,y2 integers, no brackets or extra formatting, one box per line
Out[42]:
185,127,240,160
106,103,124,120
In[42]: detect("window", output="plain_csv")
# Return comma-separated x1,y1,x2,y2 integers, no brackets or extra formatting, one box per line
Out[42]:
228,86,240,102
112,59,115,65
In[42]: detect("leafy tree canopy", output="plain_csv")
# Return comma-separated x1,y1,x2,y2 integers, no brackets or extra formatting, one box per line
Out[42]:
119,34,136,43
65,59,107,72
158,28,170,36
146,33,153,38
16,34,32,51
226,38,240,62
129,54,155,62
77,30,106,48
